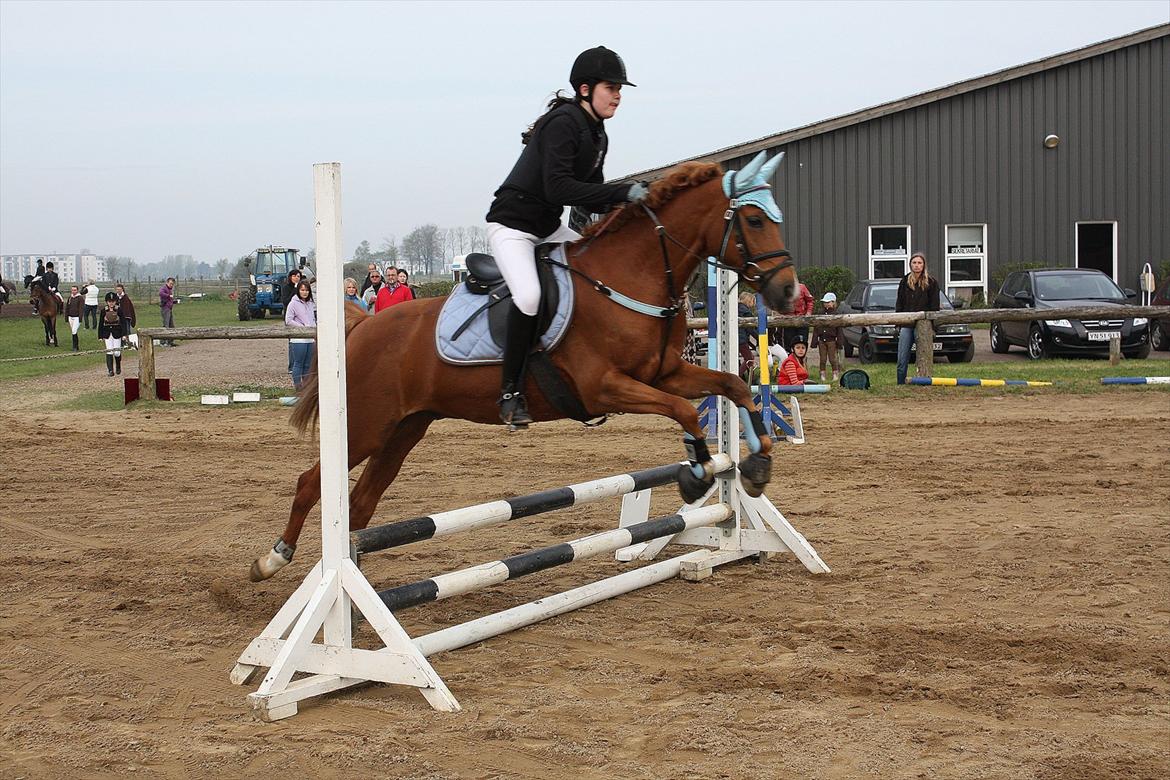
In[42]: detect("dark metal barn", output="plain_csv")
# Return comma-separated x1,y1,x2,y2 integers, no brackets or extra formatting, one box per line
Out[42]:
630,24,1168,303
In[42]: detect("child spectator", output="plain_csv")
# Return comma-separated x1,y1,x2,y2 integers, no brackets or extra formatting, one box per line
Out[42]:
778,337,809,386
810,292,844,383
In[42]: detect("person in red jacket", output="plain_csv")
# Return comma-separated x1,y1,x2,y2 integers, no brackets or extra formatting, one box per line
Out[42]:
778,337,809,386
374,269,415,312
778,281,814,351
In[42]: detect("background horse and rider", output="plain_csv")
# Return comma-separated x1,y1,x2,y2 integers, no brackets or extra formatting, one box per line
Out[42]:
23,275,60,347
251,152,798,581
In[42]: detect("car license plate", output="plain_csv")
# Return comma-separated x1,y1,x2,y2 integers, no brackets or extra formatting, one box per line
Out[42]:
1087,331,1121,342
932,341,942,350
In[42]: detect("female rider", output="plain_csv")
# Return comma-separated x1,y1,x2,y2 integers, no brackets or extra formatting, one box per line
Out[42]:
485,45,649,429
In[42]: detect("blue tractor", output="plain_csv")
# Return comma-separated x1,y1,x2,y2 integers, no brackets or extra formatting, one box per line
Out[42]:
237,246,306,320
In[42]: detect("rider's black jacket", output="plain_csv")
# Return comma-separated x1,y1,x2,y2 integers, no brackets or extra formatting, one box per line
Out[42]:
486,101,630,237
42,270,60,291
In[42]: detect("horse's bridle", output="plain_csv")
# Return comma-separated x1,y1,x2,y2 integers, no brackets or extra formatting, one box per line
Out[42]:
713,183,794,290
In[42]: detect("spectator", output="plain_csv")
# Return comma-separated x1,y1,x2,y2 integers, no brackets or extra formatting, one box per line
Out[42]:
396,270,415,300
64,285,84,351
359,263,378,296
284,279,317,390
895,251,940,385
343,277,365,310
158,277,179,347
737,292,756,379
361,269,386,311
281,269,302,308
115,284,136,349
98,292,124,376
374,269,415,312
82,279,100,329
384,265,398,286
778,337,809,386
778,281,814,351
810,292,844,383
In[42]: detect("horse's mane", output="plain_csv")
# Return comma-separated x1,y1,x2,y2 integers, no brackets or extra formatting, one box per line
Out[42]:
580,161,724,238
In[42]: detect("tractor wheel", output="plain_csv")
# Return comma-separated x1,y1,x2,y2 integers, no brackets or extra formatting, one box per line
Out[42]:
253,308,266,319
237,290,254,321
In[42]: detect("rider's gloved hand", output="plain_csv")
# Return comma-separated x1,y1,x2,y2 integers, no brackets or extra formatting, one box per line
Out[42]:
625,181,650,203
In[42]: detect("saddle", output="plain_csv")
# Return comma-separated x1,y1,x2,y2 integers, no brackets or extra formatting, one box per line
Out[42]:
460,244,561,345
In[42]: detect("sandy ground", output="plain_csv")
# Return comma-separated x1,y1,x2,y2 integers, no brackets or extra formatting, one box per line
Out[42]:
1,339,1168,780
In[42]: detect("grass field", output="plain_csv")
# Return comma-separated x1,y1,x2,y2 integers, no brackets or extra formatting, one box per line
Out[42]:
3,296,1167,393
0,297,279,382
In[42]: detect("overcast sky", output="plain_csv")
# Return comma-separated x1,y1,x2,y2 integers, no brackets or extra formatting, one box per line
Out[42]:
1,0,1166,263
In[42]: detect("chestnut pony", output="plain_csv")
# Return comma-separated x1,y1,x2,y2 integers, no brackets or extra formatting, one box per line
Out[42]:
24,276,59,347
251,152,799,581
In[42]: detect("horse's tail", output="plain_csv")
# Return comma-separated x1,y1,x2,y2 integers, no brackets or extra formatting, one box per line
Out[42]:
288,303,372,435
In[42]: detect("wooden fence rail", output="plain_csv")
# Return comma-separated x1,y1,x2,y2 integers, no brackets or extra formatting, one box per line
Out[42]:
136,306,1170,400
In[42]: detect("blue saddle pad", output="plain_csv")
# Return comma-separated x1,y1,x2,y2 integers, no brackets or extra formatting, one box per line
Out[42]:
435,245,574,365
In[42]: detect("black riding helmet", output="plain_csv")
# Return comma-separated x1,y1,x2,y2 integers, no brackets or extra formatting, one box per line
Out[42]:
569,46,636,97
104,291,118,302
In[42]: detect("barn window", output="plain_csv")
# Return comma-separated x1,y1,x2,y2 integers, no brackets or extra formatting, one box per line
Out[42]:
868,225,910,280
944,224,987,303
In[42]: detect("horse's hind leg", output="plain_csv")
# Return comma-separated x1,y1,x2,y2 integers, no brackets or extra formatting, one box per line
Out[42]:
250,461,322,581
348,413,435,532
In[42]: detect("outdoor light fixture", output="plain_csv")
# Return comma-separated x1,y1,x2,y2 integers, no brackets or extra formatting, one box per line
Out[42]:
1043,134,1060,149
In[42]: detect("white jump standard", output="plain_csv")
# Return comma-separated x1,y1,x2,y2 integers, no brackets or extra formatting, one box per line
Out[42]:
231,163,829,721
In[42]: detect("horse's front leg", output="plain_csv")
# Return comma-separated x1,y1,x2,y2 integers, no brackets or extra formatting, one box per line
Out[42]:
653,362,773,498
595,372,728,504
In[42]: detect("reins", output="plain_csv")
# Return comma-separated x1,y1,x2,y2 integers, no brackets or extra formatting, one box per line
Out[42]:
547,189,795,381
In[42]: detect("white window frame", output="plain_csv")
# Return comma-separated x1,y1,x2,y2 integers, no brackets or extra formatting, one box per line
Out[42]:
1074,221,1118,283
868,224,911,280
943,223,988,302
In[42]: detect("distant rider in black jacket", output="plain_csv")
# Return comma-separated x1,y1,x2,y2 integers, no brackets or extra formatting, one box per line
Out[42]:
485,45,648,429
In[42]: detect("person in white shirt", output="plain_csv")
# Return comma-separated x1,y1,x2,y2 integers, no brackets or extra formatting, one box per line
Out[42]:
82,280,100,330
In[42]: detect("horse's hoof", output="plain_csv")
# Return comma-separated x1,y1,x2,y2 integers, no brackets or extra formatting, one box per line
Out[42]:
249,542,294,582
739,452,772,498
677,463,714,504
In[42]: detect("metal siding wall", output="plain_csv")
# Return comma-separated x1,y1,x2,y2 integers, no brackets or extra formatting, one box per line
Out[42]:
751,34,1166,290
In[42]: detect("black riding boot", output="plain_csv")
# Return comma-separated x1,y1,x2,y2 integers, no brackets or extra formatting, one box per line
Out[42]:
105,354,115,376
71,334,79,351
498,304,539,429
115,355,122,375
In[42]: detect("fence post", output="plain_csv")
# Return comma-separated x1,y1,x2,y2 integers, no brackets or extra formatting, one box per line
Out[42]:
914,317,934,378
1109,336,1121,366
138,331,156,400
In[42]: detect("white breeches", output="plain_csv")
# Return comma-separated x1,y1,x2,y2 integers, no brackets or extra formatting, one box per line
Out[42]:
486,222,580,315
104,335,122,357
69,316,81,335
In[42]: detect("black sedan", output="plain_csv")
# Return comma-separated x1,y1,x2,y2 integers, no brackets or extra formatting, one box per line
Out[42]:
839,280,974,364
989,268,1151,359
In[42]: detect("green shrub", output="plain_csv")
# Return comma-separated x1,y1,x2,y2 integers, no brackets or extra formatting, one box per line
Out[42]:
799,265,854,304
415,280,456,299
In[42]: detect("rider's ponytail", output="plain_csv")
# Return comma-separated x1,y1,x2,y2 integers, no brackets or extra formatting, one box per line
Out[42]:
520,90,577,145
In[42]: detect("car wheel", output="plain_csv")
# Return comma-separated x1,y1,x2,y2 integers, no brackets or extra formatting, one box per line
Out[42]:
949,343,975,363
844,341,854,358
859,337,876,364
1152,323,1169,352
1027,324,1049,360
1124,343,1151,360
990,322,1010,353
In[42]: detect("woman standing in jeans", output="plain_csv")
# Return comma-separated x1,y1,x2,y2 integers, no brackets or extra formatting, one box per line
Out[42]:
284,279,317,391
895,251,940,385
